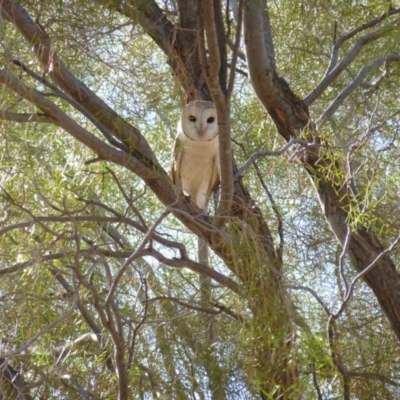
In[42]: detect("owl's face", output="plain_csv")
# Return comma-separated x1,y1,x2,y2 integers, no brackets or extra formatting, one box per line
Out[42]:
180,101,218,142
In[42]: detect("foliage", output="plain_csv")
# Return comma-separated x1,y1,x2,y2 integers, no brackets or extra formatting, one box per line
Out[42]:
0,0,400,399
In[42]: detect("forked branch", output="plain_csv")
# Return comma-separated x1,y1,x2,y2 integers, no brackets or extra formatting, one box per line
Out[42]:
1,0,156,163
305,16,400,105
317,54,400,127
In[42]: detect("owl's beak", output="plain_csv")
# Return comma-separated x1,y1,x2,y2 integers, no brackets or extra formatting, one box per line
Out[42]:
197,123,205,136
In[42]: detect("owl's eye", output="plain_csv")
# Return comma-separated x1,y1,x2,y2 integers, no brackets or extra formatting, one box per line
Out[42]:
207,117,215,123
189,115,196,122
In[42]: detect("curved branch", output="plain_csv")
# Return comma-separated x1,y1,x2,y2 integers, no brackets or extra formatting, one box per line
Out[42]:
244,0,310,140
141,248,240,294
244,0,400,343
361,53,400,89
235,138,310,178
327,8,400,74
305,18,399,106
317,56,391,127
1,0,155,163
333,231,400,320
0,110,55,123
0,68,150,177
287,285,331,316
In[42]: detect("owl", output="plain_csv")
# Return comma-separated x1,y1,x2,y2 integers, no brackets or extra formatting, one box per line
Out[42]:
172,101,220,210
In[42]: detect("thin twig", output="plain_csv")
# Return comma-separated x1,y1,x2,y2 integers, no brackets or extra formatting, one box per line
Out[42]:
227,0,243,99
333,231,400,320
3,293,78,358
287,285,331,316
141,247,240,294
338,228,351,296
235,138,310,178
105,209,170,305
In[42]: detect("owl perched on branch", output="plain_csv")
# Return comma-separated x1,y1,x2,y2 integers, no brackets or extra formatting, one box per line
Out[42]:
172,101,220,211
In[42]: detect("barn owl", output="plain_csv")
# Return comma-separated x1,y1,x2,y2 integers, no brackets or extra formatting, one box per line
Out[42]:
172,101,220,210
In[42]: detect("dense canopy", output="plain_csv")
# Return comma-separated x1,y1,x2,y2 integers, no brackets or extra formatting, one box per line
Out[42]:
0,1,400,399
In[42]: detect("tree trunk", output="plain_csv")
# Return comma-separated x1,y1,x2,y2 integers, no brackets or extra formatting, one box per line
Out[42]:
244,0,400,341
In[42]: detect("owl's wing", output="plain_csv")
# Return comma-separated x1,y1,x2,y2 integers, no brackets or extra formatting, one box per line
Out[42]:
171,136,183,188
206,155,220,203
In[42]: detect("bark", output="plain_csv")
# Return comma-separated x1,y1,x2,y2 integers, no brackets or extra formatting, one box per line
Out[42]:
196,0,234,225
102,0,211,101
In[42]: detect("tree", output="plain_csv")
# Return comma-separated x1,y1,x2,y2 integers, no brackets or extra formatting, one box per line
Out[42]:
0,0,400,398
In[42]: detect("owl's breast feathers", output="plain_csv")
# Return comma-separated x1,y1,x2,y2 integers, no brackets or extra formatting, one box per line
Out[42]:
172,135,220,210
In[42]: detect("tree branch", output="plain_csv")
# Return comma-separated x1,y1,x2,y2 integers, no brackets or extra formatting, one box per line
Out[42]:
104,209,170,305
140,248,240,294
326,8,400,75
305,18,399,106
332,231,400,320
1,0,156,163
244,0,400,343
195,0,234,227
0,110,55,123
235,138,311,178
0,68,150,177
361,53,400,89
0,358,33,400
316,55,397,127
227,0,243,98
9,58,129,151
261,0,276,71
244,0,310,140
